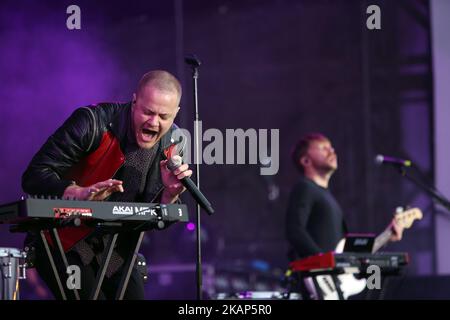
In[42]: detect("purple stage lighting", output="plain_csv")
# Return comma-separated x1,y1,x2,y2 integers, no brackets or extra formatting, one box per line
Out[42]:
186,222,195,231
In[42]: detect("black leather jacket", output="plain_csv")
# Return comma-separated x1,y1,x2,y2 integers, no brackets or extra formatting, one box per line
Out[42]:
22,102,179,201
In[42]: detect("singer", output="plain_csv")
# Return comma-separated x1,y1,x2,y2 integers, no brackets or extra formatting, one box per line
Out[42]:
21,70,192,299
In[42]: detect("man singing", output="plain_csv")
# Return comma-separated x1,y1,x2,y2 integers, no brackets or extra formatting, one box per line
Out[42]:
22,70,192,299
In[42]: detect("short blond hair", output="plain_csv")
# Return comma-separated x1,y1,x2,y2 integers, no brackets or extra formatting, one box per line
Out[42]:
136,70,182,99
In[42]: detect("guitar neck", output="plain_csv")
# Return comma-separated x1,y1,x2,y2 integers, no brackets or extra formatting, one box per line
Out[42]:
372,228,393,253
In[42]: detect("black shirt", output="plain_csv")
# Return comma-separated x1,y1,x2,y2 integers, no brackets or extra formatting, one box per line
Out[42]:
286,176,347,260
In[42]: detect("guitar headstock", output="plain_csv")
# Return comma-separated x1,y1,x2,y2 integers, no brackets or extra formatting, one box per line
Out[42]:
394,207,423,229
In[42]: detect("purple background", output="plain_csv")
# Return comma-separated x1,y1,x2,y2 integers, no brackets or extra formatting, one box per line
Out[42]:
0,0,440,299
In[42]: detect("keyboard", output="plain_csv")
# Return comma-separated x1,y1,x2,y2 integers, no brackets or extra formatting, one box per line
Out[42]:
289,251,409,274
0,197,189,224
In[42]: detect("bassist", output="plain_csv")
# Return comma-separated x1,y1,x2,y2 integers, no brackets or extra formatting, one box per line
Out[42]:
285,133,404,298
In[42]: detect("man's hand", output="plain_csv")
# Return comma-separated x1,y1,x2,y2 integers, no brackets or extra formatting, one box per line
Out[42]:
63,179,124,201
160,155,193,203
389,218,404,242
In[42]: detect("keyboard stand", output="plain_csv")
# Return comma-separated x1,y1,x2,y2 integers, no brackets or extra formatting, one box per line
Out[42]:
40,228,81,300
89,232,119,300
37,223,143,300
331,274,345,300
115,231,145,300
89,230,145,300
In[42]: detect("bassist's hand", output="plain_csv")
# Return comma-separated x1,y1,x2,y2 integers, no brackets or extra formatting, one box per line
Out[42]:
389,218,404,242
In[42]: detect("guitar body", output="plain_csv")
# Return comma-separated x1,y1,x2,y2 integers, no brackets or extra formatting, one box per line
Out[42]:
307,239,367,300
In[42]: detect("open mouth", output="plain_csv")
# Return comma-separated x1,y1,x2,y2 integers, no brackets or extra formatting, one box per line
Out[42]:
141,128,158,141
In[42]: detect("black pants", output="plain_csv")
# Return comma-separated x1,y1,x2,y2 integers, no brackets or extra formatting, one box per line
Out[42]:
33,245,145,300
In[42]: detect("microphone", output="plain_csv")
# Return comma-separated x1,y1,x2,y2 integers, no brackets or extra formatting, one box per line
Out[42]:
374,154,412,167
167,156,214,215
184,54,201,67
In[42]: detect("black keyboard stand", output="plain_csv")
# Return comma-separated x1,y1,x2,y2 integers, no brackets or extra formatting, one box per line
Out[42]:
115,231,145,300
39,228,81,300
24,222,147,300
331,274,345,300
89,232,119,300
88,226,145,300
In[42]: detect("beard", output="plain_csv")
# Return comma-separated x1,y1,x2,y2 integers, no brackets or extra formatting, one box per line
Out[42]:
313,158,337,174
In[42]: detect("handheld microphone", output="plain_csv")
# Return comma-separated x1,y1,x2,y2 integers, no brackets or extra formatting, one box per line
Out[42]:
167,156,214,215
375,154,412,167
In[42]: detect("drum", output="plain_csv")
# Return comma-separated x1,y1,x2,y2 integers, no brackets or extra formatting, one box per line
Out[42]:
0,247,27,300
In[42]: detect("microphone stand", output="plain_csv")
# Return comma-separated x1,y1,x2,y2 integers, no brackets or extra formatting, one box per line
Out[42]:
185,54,205,300
396,166,450,212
